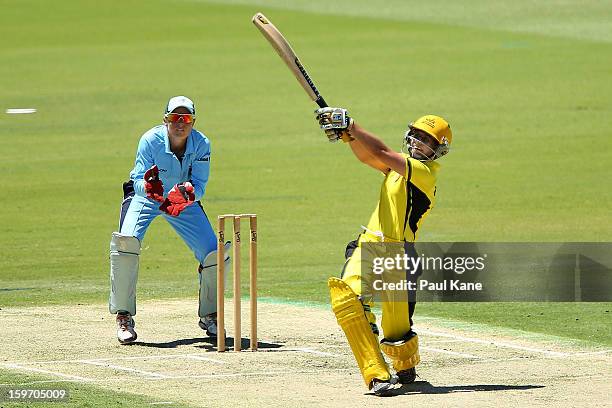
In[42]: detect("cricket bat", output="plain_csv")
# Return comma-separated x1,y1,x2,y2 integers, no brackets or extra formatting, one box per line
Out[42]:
252,12,329,108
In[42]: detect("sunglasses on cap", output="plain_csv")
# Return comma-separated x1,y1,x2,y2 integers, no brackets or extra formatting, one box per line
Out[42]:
165,113,195,124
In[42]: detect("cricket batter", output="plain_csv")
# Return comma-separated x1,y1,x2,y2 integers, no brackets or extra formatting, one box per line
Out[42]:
109,96,229,344
316,108,452,395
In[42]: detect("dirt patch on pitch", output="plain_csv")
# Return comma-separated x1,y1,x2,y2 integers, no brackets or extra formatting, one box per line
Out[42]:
0,300,610,407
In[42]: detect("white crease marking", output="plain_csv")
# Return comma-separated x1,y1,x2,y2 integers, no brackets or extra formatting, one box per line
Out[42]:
181,355,226,364
420,329,569,357
4,363,93,382
147,369,348,381
571,350,611,356
421,346,482,359
4,353,223,366
79,360,170,379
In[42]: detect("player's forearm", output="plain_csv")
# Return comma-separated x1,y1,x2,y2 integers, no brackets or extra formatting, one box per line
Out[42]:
131,139,155,198
190,144,211,201
190,165,209,201
131,162,149,198
348,137,376,163
192,183,206,201
349,122,394,160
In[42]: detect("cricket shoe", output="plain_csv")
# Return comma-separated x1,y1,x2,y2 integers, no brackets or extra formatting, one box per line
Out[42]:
397,367,417,384
371,375,399,396
116,313,137,344
198,313,218,337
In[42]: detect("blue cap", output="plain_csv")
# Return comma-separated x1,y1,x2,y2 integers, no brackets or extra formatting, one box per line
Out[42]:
165,96,195,115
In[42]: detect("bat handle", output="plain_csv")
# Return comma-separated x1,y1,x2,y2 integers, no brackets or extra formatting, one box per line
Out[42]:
315,96,328,109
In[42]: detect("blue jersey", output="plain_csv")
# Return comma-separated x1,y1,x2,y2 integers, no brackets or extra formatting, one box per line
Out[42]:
129,125,211,201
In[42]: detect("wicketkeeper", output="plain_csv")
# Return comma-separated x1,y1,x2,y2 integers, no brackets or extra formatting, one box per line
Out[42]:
316,108,453,395
109,96,229,344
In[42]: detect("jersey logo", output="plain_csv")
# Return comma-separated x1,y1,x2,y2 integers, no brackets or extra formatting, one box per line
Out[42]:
197,156,210,162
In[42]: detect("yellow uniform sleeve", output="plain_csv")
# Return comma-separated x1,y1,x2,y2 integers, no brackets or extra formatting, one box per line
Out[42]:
364,155,440,242
406,157,439,198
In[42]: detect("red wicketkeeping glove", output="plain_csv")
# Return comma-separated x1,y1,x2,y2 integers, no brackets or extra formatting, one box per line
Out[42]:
159,182,195,216
144,165,165,203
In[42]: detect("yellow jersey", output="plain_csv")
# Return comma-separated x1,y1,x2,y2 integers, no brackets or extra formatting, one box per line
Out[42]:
363,154,440,243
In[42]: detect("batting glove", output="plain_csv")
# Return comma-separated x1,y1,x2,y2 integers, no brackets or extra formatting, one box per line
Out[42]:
315,107,354,143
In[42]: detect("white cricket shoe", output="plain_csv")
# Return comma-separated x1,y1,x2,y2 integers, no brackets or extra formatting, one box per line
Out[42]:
198,313,218,337
371,375,399,396
116,313,137,344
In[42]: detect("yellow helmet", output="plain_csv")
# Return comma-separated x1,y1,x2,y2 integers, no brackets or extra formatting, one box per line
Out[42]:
406,115,452,160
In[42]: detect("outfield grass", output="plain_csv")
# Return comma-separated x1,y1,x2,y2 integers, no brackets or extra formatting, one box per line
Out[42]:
203,0,612,43
0,0,610,350
418,302,611,346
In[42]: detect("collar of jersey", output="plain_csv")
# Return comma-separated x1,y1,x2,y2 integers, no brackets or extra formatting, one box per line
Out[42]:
163,127,195,156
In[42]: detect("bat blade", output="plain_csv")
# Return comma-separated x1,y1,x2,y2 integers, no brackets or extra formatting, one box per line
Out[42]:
252,12,328,108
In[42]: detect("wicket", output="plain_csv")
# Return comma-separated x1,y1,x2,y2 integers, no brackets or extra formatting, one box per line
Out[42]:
216,214,257,352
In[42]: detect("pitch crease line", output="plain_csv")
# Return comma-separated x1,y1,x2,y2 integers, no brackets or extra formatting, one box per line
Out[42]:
419,329,569,357
421,346,482,359
181,355,226,364
1,368,353,386
423,339,465,344
78,360,170,378
4,353,219,366
146,368,350,381
4,363,93,382
571,350,612,356
258,347,340,357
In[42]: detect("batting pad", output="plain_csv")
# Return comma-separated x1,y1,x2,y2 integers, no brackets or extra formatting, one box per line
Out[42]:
380,332,420,371
198,242,231,318
328,277,391,388
109,232,140,316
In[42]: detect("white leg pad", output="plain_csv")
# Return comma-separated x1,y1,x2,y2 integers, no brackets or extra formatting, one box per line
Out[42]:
109,232,140,316
199,242,231,318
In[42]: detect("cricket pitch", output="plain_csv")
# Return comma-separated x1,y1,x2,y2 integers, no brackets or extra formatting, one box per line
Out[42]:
0,300,610,407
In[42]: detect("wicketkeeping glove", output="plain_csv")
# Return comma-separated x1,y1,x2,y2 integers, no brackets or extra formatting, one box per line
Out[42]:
315,107,355,143
159,182,195,217
144,165,165,203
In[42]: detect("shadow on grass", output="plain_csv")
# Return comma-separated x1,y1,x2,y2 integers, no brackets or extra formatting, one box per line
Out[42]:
131,336,283,351
371,381,544,397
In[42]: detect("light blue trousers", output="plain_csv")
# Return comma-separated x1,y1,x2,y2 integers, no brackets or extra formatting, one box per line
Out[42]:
120,194,217,264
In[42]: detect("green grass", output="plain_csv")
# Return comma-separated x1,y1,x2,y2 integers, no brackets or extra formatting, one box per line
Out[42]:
0,0,610,352
201,0,612,42
418,303,612,346
0,371,194,408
